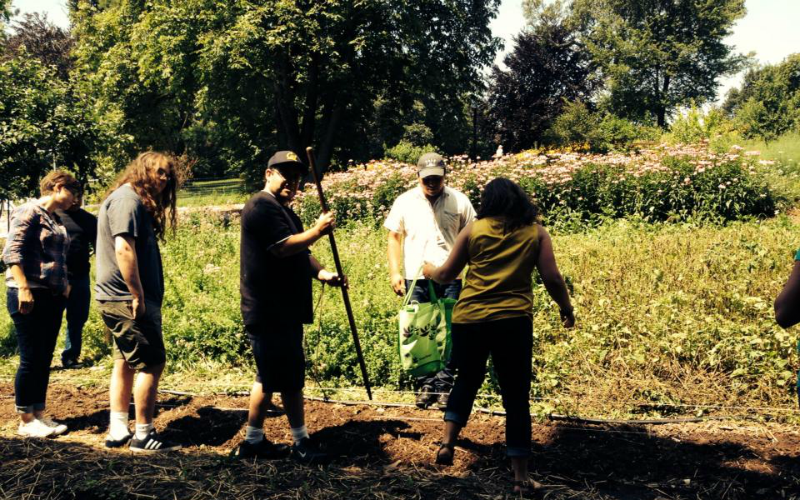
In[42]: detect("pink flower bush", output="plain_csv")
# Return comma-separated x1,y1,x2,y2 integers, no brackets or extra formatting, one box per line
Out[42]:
294,144,774,227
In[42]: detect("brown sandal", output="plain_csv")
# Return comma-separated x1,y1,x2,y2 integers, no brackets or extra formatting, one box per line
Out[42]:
435,442,455,465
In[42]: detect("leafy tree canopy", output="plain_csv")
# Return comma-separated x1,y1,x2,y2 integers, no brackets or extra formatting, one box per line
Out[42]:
71,0,501,178
487,3,598,152
3,13,74,80
569,0,748,127
723,53,800,142
0,55,100,200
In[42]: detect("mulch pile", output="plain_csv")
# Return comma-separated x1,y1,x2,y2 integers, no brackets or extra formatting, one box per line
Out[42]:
1,382,799,499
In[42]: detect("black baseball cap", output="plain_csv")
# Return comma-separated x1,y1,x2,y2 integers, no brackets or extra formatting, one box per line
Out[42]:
267,150,306,170
417,152,446,178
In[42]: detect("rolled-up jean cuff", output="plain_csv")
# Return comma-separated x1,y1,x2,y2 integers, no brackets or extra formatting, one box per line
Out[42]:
16,402,45,414
506,446,531,458
444,410,468,426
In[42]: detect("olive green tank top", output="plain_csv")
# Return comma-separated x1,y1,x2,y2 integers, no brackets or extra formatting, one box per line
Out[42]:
452,217,539,324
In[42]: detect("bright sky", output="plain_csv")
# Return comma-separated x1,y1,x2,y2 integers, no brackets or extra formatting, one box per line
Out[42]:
14,0,800,103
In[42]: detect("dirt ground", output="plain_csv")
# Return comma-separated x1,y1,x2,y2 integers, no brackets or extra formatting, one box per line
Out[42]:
1,382,800,500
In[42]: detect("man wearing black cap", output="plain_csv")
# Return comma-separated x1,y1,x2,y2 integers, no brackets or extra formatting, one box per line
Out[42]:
233,150,344,462
385,152,476,409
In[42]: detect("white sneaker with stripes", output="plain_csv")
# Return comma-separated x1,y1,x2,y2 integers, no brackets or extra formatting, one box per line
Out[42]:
36,416,68,436
129,431,182,453
18,419,56,438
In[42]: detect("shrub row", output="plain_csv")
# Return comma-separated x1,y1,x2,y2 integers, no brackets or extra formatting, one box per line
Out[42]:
293,144,776,229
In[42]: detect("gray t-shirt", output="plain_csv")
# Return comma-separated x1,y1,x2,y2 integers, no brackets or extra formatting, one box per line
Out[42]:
95,184,164,305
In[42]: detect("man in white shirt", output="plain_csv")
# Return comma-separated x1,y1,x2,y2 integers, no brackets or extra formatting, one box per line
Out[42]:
385,152,476,409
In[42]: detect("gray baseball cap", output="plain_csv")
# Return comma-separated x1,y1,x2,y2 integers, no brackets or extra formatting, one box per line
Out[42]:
417,152,446,178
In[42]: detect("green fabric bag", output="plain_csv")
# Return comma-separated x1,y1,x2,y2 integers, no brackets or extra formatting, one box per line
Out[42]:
398,275,453,377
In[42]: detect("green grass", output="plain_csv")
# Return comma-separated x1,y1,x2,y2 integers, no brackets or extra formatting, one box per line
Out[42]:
4,214,798,418
178,177,249,207
741,132,800,164
742,132,800,209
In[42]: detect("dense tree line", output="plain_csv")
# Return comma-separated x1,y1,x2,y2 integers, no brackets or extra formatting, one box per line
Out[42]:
0,0,792,199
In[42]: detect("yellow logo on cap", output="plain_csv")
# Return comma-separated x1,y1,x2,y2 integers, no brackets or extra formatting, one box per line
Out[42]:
286,152,299,162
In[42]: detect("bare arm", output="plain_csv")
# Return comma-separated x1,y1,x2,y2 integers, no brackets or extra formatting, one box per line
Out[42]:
271,212,334,258
115,235,145,318
775,260,800,328
535,225,574,327
309,255,346,287
423,222,472,284
387,230,405,296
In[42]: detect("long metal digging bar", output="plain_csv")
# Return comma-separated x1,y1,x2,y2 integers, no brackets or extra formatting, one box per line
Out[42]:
305,147,373,400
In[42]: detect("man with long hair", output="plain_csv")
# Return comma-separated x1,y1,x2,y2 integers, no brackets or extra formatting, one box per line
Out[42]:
95,152,181,452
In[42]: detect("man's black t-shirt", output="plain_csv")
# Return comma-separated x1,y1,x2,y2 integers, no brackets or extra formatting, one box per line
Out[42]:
55,207,98,279
240,191,313,327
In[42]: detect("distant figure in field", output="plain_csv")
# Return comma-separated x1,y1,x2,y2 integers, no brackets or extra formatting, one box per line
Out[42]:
3,170,80,438
423,177,575,495
232,150,345,462
96,152,181,453
385,152,476,409
55,191,97,369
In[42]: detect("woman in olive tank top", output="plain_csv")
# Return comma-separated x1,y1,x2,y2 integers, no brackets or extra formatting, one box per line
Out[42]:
423,178,574,494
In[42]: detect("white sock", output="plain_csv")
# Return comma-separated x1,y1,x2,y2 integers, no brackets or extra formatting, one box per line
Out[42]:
291,425,309,445
245,426,264,444
109,411,130,440
135,422,154,440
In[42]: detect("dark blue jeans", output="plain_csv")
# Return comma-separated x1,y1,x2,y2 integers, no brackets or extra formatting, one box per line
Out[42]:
444,316,533,458
7,288,66,413
62,274,91,363
405,279,461,391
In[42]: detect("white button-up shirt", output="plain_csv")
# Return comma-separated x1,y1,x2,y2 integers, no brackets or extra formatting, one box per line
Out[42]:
384,186,476,279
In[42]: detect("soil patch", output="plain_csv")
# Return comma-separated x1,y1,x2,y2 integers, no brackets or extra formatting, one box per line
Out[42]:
1,382,799,499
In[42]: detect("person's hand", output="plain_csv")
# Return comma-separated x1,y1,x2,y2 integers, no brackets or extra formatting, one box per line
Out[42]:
131,296,146,320
17,286,34,315
422,262,437,280
64,283,71,299
318,269,348,288
314,212,336,236
560,307,575,328
390,273,406,297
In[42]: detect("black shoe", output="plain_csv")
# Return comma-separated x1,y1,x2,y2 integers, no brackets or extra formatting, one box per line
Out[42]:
435,390,450,411
415,386,437,409
291,437,330,464
129,431,182,453
231,438,290,460
61,358,84,369
105,433,132,448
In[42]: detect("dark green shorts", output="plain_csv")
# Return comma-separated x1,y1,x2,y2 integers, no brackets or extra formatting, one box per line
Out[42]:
98,300,166,370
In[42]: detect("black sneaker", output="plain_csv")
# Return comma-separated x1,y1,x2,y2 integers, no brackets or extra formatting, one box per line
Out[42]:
415,386,437,409
291,437,330,464
231,438,290,460
105,433,132,448
129,431,182,453
61,358,84,369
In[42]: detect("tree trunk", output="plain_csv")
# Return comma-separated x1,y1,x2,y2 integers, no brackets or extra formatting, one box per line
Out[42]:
316,100,345,175
300,53,320,148
273,52,302,153
657,75,670,128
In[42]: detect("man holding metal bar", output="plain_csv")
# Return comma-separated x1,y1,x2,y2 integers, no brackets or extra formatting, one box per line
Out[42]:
233,150,344,463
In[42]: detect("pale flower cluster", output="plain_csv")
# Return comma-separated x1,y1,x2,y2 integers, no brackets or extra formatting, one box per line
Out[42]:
293,144,763,222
